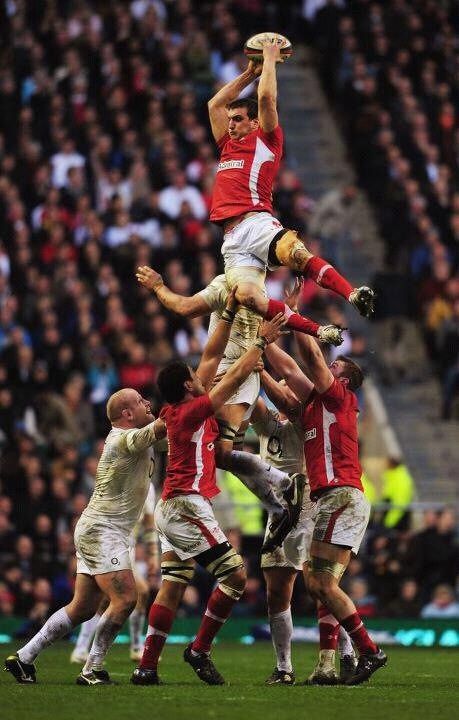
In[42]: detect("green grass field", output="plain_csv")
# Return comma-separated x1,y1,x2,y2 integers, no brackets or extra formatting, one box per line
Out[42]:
1,642,458,720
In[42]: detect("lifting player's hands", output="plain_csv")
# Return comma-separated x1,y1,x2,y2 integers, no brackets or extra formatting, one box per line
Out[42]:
225,285,239,315
136,265,164,292
259,312,287,345
284,276,304,312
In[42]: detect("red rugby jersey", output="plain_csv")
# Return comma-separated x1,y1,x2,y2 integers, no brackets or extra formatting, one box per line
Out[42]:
160,394,220,500
210,125,283,222
301,379,363,500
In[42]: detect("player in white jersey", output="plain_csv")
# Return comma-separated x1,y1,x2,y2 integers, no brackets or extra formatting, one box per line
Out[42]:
5,388,166,686
254,348,356,685
70,484,159,664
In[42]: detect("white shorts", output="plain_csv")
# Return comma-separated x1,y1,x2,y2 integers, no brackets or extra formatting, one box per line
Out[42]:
155,494,228,560
261,496,315,571
74,518,133,575
312,486,370,555
222,212,284,270
218,358,260,416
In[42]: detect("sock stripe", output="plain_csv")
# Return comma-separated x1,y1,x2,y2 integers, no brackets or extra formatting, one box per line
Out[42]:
205,609,227,623
316,264,333,285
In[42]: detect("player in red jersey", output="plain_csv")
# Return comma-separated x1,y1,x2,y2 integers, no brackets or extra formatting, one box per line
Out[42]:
264,279,387,686
207,38,375,327
131,300,288,687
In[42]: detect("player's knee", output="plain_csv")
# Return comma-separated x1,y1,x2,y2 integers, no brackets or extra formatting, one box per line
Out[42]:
225,565,247,593
271,230,312,271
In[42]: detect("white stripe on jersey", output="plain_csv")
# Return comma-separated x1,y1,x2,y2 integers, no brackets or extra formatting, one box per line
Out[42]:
322,406,336,483
191,423,205,491
249,137,275,205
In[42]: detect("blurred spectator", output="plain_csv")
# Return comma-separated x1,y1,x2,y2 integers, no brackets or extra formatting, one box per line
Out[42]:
381,457,415,530
421,584,459,619
385,579,423,618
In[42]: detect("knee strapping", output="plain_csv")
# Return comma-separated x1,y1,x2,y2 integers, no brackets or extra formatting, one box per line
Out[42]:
161,560,194,585
273,230,311,271
217,420,238,443
233,431,245,450
206,547,244,581
308,557,346,581
219,581,244,601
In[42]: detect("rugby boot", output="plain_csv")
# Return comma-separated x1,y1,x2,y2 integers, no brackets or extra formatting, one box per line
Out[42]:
184,644,225,685
349,286,376,318
339,654,357,683
131,667,160,685
76,668,116,686
261,473,306,553
317,325,346,346
305,654,339,686
5,654,36,684
129,647,143,662
265,667,296,685
70,649,88,664
345,648,387,685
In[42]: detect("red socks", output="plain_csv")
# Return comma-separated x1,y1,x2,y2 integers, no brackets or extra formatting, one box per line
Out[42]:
318,604,340,651
340,612,377,656
266,299,320,337
140,603,174,670
304,256,353,300
192,587,237,654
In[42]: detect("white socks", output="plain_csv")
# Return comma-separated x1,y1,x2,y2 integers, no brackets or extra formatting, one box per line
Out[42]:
74,613,100,655
18,608,73,663
269,608,293,673
129,608,145,652
338,625,355,658
228,450,290,515
83,612,123,673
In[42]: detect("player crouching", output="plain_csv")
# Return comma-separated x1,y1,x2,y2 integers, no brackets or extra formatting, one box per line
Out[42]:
131,300,286,686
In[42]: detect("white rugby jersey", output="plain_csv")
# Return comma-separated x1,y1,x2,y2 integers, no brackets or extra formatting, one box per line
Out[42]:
252,407,307,477
81,423,159,533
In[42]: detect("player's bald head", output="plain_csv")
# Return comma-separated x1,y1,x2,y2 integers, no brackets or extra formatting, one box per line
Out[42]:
106,388,137,422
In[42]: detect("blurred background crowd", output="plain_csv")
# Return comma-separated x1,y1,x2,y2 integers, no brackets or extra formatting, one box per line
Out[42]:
0,0,458,634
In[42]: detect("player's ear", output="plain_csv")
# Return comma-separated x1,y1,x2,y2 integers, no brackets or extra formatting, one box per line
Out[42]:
251,118,259,129
184,378,193,393
340,376,350,388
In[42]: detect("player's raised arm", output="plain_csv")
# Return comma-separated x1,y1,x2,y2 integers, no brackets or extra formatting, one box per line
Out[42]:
208,314,285,411
264,342,314,402
257,39,281,133
196,287,238,390
208,61,262,142
260,369,303,419
294,332,334,395
136,266,211,318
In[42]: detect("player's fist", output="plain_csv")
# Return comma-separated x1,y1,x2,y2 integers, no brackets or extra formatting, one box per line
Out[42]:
225,285,239,314
136,265,164,292
247,59,263,77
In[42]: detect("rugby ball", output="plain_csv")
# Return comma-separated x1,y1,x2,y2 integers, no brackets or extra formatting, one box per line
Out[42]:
244,32,293,62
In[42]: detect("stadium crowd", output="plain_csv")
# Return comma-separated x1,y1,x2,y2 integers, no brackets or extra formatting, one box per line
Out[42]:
308,0,459,417
0,0,458,640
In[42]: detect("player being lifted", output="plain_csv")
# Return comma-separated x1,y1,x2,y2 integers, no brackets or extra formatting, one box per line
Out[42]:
131,296,286,686
137,267,313,549
5,389,166,686
207,37,375,332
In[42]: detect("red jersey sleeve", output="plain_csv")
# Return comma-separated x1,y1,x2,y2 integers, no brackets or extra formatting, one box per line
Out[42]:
257,125,283,152
319,378,347,411
179,394,214,429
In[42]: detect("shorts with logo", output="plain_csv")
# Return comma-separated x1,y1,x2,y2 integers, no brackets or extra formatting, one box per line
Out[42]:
312,486,370,554
155,494,228,560
222,212,284,270
262,495,315,571
74,517,133,575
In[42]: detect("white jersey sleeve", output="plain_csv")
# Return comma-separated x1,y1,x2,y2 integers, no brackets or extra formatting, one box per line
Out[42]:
123,421,160,454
